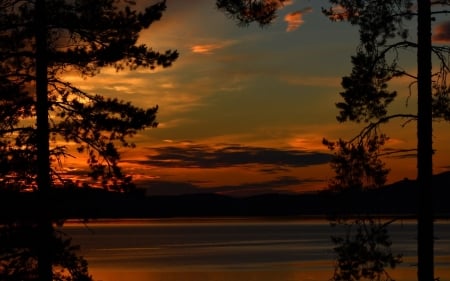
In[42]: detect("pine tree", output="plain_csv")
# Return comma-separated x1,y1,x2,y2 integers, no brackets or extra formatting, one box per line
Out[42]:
0,1,178,280
324,1,436,279
0,0,178,192
218,1,450,280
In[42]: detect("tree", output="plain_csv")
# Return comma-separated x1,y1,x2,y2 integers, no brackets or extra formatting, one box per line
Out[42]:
217,0,290,26
330,218,402,281
324,122,402,281
323,1,440,280
218,1,448,280
0,223,93,281
323,133,389,193
0,0,178,280
1,0,178,191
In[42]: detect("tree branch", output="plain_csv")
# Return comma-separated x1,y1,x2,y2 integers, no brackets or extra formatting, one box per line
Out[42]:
350,114,417,143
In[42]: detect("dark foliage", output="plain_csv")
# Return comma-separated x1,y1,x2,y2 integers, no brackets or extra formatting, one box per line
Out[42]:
323,134,389,192
323,0,414,123
1,1,177,280
0,223,92,281
0,0,178,191
330,218,402,281
323,0,450,124
216,0,290,27
335,51,398,123
323,1,442,280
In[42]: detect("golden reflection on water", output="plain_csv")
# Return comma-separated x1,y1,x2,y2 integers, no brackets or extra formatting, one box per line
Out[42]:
92,269,450,281
91,269,334,281
89,260,332,281
64,219,450,281
89,260,450,281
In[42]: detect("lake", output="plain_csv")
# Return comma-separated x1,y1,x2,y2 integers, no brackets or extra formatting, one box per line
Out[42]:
61,218,450,281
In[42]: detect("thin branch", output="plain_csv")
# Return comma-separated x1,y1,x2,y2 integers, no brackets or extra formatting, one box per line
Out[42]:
376,41,417,63
379,148,416,157
406,80,418,108
394,70,417,80
349,114,418,143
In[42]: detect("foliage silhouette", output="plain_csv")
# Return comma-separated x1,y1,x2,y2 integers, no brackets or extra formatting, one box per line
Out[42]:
0,0,178,280
217,0,291,27
323,134,389,192
217,1,437,280
0,223,92,281
324,124,402,281
330,218,402,281
323,1,445,280
0,0,178,191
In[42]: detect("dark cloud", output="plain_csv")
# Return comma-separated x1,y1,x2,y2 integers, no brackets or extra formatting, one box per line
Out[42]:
127,144,331,168
390,153,416,159
214,176,323,196
144,181,205,196
128,144,330,196
258,166,291,174
433,21,450,42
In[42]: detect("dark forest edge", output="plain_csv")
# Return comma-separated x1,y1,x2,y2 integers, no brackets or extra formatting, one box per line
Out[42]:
2,171,450,222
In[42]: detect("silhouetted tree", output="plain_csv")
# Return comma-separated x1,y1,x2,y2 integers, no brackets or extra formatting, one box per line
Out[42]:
0,0,178,280
217,1,447,280
324,131,403,281
330,218,402,281
324,124,402,281
323,1,443,280
323,133,389,193
217,0,290,27
0,0,178,191
0,223,93,281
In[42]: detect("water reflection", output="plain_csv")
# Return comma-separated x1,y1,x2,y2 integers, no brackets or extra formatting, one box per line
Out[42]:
92,267,335,281
0,221,93,281
3,219,449,281
64,219,450,281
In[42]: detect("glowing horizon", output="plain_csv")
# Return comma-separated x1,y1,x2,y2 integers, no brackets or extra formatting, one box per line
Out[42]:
59,0,450,196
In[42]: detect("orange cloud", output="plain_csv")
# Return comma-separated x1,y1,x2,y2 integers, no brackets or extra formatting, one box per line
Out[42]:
325,5,350,21
284,7,312,32
191,44,220,54
119,141,332,195
191,40,235,54
433,21,450,43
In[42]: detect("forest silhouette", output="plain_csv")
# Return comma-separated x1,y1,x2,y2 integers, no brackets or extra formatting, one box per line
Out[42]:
1,172,450,221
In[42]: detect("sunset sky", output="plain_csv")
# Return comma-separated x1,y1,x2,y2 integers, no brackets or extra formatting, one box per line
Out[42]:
64,0,450,196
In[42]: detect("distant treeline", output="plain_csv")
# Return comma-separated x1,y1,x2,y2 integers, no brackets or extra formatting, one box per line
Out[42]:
1,172,450,222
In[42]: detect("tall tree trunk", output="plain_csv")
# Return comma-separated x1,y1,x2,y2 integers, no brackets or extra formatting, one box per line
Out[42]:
35,0,53,280
417,0,434,280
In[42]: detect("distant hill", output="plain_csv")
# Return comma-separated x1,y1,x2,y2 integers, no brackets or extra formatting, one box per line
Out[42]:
368,171,450,215
0,172,449,221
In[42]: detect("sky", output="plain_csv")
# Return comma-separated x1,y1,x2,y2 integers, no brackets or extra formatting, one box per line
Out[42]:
64,0,450,196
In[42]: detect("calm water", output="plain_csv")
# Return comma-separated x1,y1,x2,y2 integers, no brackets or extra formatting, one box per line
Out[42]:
61,218,450,281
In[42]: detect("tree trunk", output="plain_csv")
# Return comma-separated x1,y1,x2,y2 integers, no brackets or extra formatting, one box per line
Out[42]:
417,1,434,280
35,0,53,280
